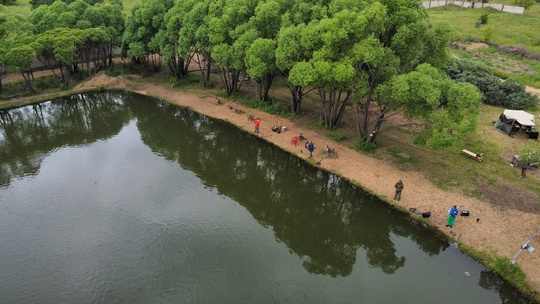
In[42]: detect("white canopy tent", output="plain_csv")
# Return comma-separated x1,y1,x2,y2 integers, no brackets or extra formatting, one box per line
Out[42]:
503,110,536,127
494,110,537,138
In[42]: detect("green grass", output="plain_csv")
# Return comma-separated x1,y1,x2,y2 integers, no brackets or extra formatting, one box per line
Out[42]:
0,1,31,17
428,5,540,55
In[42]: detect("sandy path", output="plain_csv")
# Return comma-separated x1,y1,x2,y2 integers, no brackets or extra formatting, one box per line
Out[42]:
4,73,540,296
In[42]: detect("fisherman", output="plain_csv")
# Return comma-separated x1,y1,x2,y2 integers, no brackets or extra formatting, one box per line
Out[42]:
394,180,404,201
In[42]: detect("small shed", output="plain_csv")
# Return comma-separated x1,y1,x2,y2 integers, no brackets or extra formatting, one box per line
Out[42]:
494,110,537,138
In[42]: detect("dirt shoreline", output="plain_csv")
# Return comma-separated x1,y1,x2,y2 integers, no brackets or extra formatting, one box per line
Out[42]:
4,73,540,298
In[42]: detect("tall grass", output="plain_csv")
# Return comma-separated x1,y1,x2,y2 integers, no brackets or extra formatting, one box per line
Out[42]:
1,1,31,17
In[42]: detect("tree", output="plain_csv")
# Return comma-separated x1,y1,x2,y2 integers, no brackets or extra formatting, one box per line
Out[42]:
276,24,315,113
53,29,82,85
349,0,455,144
372,64,481,148
0,10,32,94
33,31,60,77
121,0,169,71
178,0,213,85
5,45,36,93
155,0,198,80
250,0,282,39
207,0,260,95
212,29,258,95
245,38,277,101
94,2,125,65
288,5,387,128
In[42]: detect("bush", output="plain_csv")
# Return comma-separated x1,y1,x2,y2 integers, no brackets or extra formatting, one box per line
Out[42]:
446,59,539,109
518,142,540,165
327,132,346,142
356,140,377,153
106,63,132,77
482,25,494,43
479,13,489,25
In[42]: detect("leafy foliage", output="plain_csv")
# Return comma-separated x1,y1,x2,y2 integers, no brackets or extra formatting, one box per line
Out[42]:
479,13,489,25
518,141,540,165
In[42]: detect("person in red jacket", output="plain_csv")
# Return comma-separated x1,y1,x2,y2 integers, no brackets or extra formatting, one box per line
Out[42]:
254,117,260,134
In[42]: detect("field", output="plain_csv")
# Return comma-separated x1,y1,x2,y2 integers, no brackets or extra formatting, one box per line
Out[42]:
428,4,540,87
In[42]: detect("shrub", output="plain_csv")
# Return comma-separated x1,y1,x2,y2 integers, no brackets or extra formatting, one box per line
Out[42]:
356,140,377,153
482,25,493,43
518,142,540,165
446,59,539,109
327,132,346,142
479,13,489,25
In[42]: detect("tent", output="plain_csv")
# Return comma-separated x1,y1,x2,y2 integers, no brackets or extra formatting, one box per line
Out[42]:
494,109,537,138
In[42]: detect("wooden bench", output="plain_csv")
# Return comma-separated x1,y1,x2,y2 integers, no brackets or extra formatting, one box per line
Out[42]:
461,149,483,162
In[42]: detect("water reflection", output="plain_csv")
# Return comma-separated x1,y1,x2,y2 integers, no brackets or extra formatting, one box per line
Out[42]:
127,95,448,276
0,92,534,303
0,92,128,186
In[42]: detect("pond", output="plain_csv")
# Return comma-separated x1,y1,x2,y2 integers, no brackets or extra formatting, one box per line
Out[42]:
0,92,534,303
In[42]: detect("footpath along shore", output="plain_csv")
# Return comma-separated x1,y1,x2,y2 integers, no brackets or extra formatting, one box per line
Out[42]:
4,73,540,298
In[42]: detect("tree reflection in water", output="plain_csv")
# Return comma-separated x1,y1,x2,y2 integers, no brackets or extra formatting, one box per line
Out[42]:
0,92,128,187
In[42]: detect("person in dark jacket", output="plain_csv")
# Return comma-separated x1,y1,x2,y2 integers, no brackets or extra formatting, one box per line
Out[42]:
306,141,315,158
521,162,530,179
394,180,404,201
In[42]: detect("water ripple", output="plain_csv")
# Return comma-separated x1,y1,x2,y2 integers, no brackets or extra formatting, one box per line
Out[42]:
271,281,307,304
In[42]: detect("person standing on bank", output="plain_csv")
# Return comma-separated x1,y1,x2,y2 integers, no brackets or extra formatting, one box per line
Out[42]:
521,162,530,179
254,117,260,134
394,180,404,201
446,205,459,228
306,140,315,158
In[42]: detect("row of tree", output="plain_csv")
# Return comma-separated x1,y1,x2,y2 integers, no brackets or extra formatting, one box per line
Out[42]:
0,0,124,91
119,0,484,147
1,0,488,147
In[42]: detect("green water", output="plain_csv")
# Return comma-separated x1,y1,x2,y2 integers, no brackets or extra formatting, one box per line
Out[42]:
0,92,534,303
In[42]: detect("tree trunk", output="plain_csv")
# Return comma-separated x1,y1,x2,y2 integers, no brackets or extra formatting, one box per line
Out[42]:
21,71,35,93
256,73,274,101
318,88,351,128
205,58,211,84
218,67,242,96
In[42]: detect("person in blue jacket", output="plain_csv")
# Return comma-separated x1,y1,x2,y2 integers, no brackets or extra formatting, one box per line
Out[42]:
446,205,459,228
